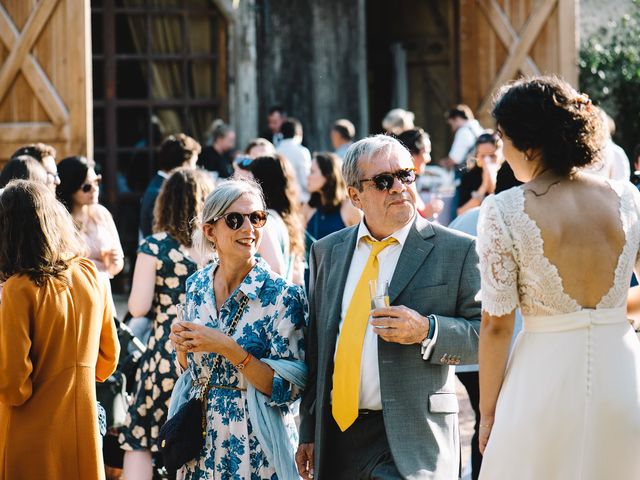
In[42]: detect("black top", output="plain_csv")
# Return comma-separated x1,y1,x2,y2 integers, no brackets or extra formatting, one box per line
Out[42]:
458,166,483,207
197,146,234,178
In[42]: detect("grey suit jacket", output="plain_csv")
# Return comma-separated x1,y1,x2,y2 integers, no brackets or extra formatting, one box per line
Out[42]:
299,215,481,480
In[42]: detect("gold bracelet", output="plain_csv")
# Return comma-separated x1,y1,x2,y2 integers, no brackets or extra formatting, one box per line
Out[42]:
479,423,494,428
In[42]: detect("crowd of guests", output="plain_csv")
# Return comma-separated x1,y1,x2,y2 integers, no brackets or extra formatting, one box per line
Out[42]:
2,75,640,480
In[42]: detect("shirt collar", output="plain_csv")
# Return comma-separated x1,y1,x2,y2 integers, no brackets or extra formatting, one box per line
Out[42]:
356,215,415,248
157,170,170,179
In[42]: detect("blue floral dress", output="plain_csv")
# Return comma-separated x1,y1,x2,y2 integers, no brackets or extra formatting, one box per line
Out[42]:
119,233,197,452
182,258,307,479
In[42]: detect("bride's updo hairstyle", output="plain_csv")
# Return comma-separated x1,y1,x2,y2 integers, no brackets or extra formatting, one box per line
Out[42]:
492,76,606,176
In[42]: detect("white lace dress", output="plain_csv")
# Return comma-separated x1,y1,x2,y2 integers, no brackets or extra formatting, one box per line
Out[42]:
477,181,640,480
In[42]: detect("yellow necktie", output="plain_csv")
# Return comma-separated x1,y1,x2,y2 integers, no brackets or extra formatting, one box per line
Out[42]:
332,236,398,431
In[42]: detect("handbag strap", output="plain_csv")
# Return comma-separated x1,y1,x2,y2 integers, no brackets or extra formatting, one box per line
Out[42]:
197,294,250,400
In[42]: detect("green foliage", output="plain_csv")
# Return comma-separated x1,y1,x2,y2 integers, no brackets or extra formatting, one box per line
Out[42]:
579,0,640,155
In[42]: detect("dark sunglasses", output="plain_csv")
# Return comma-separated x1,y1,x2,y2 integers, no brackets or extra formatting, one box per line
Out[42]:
212,210,268,230
81,177,101,193
235,156,253,170
359,168,417,191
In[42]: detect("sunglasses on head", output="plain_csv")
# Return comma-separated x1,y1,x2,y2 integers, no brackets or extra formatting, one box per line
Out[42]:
212,210,268,230
235,156,253,170
359,168,417,191
81,177,101,193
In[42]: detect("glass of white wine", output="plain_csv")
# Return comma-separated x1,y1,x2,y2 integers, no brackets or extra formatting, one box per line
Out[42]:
369,279,390,309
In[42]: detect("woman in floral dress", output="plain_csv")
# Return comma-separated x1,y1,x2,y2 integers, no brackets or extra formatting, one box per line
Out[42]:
170,178,307,479
119,168,214,479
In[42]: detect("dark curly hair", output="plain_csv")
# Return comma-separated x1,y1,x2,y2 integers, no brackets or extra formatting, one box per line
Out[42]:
492,76,606,176
153,168,214,247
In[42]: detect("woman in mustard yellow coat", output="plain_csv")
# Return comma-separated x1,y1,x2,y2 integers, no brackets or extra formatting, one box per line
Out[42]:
0,180,119,480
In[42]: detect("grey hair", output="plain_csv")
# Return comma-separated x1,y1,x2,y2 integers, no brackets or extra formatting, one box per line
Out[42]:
382,108,415,135
192,177,266,260
342,134,411,189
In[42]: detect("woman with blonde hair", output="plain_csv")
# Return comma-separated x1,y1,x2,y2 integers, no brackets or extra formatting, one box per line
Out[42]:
0,180,119,479
169,178,306,479
119,168,214,479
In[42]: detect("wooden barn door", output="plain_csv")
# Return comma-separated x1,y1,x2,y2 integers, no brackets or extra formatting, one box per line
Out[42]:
0,0,91,163
458,0,578,125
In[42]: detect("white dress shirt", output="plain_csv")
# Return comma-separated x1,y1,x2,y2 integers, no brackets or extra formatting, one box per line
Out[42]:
332,218,434,411
449,120,483,165
276,139,312,202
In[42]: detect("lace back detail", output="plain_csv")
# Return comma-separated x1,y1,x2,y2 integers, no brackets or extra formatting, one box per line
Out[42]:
477,181,638,317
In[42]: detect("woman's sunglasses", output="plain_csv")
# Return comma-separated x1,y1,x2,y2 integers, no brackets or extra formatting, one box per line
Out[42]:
81,177,102,193
359,168,417,191
212,210,268,230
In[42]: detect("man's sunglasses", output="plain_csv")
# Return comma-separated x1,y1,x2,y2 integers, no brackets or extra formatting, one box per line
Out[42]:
359,168,417,191
212,210,268,230
81,177,102,193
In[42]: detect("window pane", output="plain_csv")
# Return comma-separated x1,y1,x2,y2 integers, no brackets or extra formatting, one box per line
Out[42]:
117,108,149,148
116,60,148,98
188,61,214,99
93,60,104,100
149,61,184,99
187,107,215,143
93,106,105,147
116,14,146,54
92,12,103,54
150,15,183,54
187,15,218,54
153,108,183,136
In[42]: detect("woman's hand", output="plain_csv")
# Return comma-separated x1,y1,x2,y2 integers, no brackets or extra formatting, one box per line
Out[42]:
172,322,234,355
478,416,494,454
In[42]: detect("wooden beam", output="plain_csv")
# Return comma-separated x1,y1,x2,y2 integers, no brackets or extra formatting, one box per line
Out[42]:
0,122,70,142
477,0,540,77
478,0,558,114
458,0,479,109
558,0,578,87
0,0,61,110
0,4,69,126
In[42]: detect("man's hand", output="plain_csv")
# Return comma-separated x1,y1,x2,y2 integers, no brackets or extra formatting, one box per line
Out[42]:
295,443,315,479
371,306,430,344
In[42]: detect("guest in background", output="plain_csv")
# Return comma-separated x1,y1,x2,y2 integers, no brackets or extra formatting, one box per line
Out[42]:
169,179,306,479
249,155,306,284
139,133,201,238
581,108,630,181
56,156,124,283
331,119,356,159
0,180,119,479
245,137,277,159
440,105,484,170
457,131,503,216
0,155,47,193
381,108,415,136
397,127,444,220
198,119,236,179
276,118,312,202
120,168,214,480
631,144,640,188
11,142,59,192
262,105,287,147
303,152,361,239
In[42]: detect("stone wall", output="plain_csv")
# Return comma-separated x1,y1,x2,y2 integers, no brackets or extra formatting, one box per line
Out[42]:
255,0,367,151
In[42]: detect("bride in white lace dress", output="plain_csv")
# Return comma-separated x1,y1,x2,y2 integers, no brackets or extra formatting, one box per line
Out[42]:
477,77,640,479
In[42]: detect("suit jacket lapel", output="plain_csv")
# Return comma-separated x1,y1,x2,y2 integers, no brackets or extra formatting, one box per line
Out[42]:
389,216,436,304
325,227,358,337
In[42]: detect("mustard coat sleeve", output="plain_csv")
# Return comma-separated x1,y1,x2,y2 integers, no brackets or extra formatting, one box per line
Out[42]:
0,280,34,406
95,282,120,382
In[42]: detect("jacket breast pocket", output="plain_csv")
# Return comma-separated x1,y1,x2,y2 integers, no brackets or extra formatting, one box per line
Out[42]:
428,392,459,414
408,284,449,311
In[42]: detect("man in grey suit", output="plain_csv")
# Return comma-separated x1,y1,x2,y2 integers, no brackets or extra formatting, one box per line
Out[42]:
295,135,481,480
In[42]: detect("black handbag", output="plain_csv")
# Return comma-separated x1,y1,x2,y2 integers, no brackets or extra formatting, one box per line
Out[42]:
158,296,249,472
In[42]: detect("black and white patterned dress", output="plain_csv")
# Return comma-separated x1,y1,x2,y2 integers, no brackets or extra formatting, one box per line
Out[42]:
119,233,197,452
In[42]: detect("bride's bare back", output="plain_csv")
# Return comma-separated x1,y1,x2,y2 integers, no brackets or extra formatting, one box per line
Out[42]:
523,172,625,309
